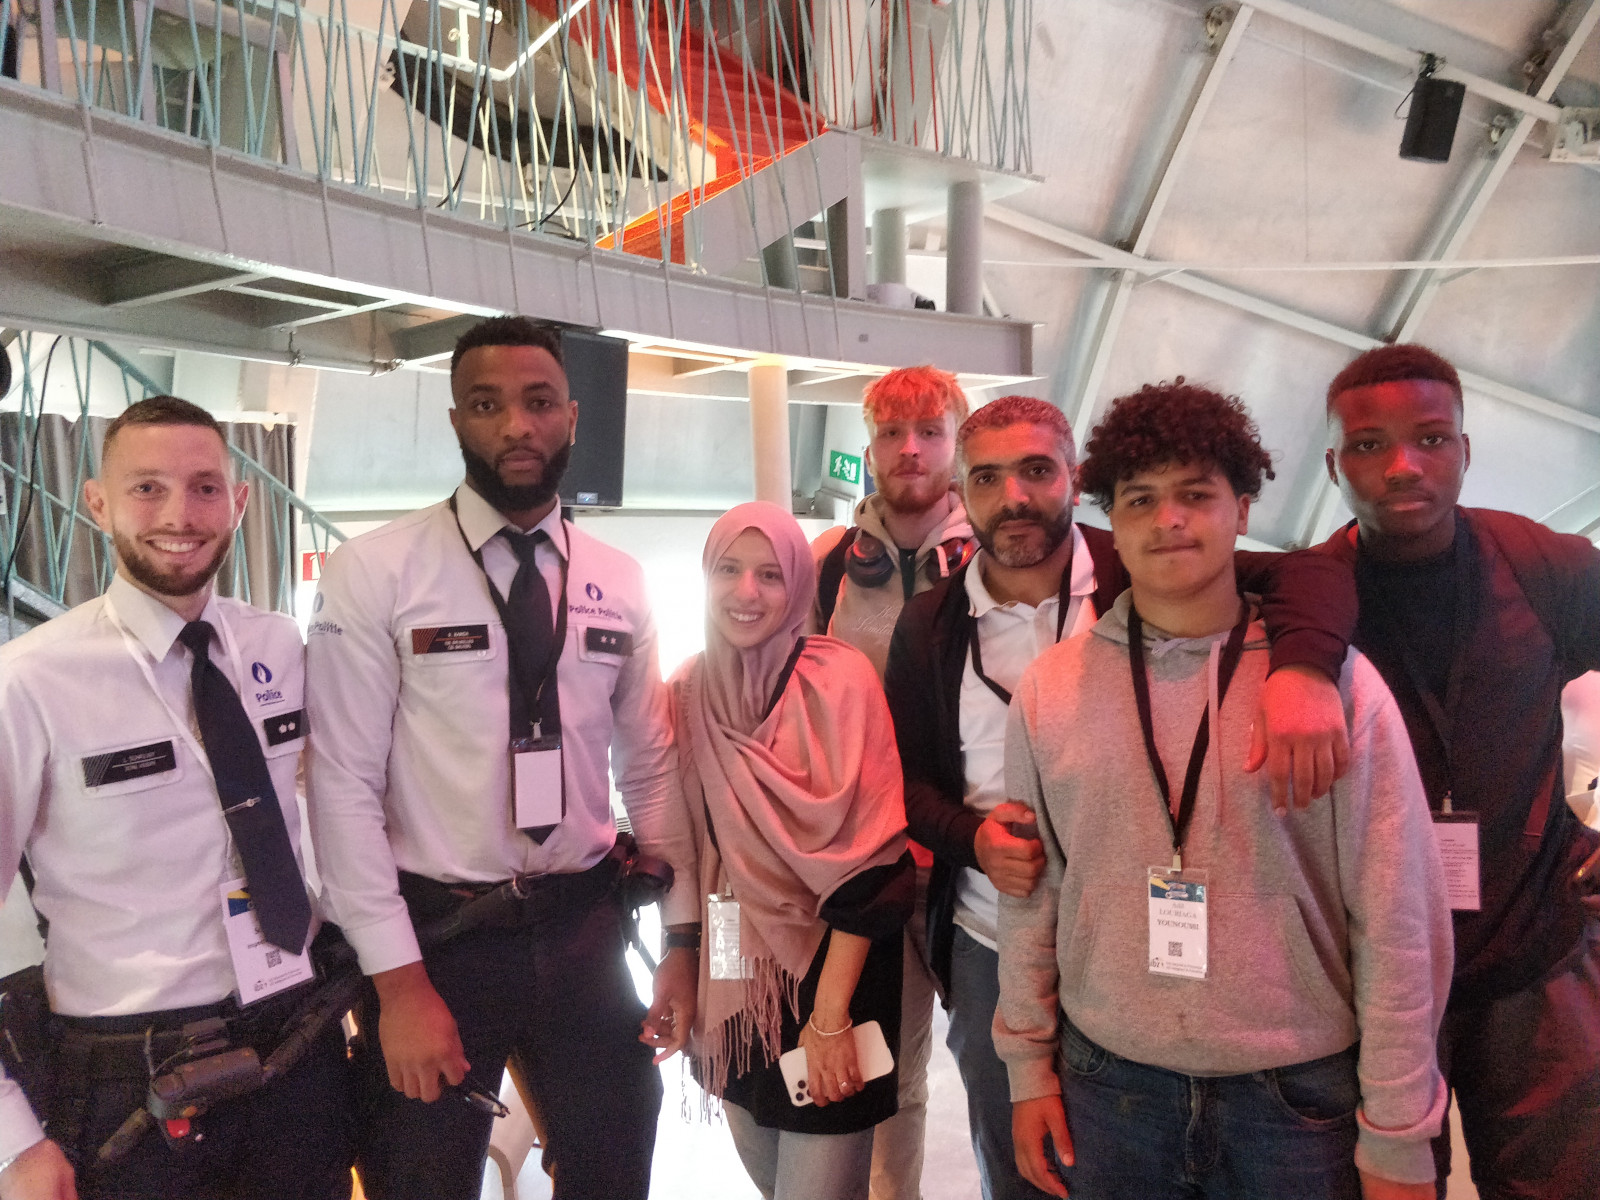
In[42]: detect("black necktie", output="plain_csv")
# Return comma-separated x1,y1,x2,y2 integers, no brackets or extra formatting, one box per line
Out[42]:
178,621,312,954
502,532,564,842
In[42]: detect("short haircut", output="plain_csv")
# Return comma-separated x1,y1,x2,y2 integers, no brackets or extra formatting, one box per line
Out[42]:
450,315,565,381
862,365,969,431
957,395,1076,467
1079,379,1274,510
101,395,228,464
1326,344,1462,411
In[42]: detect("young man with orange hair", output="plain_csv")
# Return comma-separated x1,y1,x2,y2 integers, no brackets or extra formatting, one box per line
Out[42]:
810,364,975,1200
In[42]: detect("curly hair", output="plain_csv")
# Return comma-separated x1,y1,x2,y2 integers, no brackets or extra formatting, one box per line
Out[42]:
862,365,969,431
1079,379,1274,510
450,315,565,381
957,395,1076,466
1326,344,1461,410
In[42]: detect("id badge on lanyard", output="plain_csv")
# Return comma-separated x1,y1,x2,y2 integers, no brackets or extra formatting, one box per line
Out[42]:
1147,867,1208,979
1432,799,1481,911
512,722,565,828
219,879,315,1002
707,893,755,981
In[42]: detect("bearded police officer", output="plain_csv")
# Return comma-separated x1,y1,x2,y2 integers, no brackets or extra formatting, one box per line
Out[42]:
0,397,348,1200
305,317,698,1200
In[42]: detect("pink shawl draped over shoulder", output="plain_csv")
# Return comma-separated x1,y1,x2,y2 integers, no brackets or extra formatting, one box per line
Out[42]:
671,502,907,1097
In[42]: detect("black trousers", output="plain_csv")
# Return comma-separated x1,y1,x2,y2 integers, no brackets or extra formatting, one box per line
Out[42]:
51,1018,352,1200
353,886,662,1200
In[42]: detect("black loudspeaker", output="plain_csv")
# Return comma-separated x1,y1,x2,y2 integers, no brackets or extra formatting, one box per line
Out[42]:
559,329,629,509
1400,74,1466,163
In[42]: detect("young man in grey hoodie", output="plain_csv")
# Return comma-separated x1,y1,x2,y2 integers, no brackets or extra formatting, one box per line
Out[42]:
994,381,1454,1200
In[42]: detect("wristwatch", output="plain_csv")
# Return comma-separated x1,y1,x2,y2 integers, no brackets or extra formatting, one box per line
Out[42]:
663,928,702,953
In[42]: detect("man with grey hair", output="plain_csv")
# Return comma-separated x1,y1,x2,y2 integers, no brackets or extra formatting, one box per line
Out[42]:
883,395,1358,1200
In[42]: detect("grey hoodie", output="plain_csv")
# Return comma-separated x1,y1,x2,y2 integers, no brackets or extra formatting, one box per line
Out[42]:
995,594,1453,1185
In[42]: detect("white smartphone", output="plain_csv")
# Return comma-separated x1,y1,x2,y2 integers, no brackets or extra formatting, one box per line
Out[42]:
777,1020,895,1107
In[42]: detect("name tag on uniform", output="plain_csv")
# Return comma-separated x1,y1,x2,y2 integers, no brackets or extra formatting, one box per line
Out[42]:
1431,812,1480,911
411,624,490,654
584,627,634,657
219,879,315,1003
512,730,564,829
263,709,306,747
1148,868,1208,980
707,895,754,980
82,741,177,788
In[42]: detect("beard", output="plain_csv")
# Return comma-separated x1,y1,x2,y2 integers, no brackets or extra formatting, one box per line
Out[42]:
876,470,952,517
976,503,1074,569
114,529,232,600
460,439,572,514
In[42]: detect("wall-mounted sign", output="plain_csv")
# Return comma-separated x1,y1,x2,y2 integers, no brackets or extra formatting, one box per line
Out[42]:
828,450,863,486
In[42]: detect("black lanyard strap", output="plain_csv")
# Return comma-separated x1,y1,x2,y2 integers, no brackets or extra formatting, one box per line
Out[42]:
968,540,1078,707
449,496,571,736
1127,600,1251,871
1355,520,1476,812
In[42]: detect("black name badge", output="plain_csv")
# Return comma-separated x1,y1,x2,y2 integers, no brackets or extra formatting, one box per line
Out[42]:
263,709,307,747
82,741,178,789
411,624,491,655
585,627,634,657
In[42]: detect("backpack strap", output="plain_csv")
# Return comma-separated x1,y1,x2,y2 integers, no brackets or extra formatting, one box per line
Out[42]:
817,528,859,631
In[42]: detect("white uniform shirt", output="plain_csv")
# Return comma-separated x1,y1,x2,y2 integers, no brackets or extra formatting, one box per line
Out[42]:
0,575,310,1159
953,526,1097,949
304,484,696,977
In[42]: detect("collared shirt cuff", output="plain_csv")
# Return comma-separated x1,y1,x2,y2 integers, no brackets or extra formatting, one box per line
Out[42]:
661,880,700,927
1005,1056,1063,1104
0,1082,46,1164
1354,1128,1436,1186
347,914,424,977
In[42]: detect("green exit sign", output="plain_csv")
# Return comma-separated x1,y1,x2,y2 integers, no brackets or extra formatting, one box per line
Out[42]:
828,450,863,485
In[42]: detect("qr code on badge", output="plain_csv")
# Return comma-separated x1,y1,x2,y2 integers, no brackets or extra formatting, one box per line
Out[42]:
1167,942,1183,957
265,949,282,968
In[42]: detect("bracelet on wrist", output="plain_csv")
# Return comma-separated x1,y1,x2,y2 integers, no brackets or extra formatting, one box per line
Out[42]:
806,1014,853,1038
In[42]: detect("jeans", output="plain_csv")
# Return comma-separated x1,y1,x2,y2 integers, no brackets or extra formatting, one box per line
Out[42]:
945,928,1055,1200
871,866,935,1200
1057,1018,1362,1200
726,1101,876,1200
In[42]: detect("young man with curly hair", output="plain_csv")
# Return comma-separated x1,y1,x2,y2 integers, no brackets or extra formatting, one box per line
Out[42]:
883,393,1372,1200
1319,344,1600,1200
992,382,1453,1200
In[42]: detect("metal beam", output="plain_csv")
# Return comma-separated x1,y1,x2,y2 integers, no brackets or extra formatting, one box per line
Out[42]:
104,257,267,308
1063,3,1254,441
388,315,484,364
1381,0,1600,342
1243,0,1566,124
985,206,1600,440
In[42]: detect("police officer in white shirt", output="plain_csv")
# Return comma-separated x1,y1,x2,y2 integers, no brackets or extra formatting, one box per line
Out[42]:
305,317,698,1200
0,397,349,1200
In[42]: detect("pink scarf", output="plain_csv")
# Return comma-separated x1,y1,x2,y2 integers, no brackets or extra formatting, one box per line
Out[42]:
674,503,907,1096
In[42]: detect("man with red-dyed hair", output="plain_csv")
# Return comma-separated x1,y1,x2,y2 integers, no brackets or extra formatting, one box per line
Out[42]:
810,364,974,1200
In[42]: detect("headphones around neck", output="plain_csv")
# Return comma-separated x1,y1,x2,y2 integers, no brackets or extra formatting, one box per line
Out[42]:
844,530,976,589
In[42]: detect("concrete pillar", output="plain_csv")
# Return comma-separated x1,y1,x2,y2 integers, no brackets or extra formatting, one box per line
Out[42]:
871,207,907,285
748,358,792,508
946,180,984,315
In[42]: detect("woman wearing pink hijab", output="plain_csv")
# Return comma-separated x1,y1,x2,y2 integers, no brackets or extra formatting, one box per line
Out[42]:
667,501,912,1200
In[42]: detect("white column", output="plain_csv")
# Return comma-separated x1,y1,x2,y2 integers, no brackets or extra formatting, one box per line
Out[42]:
748,358,792,508
872,207,907,286
946,179,984,315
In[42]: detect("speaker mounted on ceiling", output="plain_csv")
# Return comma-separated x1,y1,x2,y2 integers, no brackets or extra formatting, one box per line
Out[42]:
1399,54,1466,164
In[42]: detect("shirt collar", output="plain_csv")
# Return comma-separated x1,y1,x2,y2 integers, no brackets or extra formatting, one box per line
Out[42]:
105,572,222,663
966,524,1093,618
452,483,566,558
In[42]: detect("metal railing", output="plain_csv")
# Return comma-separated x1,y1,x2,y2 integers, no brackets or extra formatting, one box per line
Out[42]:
0,333,345,617
1,0,1031,277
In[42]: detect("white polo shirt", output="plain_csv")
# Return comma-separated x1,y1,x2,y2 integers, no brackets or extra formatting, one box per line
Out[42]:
0,574,310,1159
954,526,1097,949
304,483,697,977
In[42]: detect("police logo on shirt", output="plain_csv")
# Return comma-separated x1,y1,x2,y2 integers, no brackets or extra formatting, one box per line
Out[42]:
251,662,273,685
411,625,491,655
585,583,604,602
82,741,178,788
584,627,634,657
263,710,306,747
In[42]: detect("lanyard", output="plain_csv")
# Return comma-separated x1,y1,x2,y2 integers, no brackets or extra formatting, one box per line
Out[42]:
1355,520,1476,813
968,540,1078,708
107,590,247,784
448,497,571,734
1127,600,1251,872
